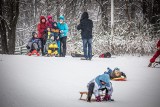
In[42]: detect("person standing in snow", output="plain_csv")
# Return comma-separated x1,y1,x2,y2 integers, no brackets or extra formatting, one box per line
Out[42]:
46,15,54,28
77,12,93,60
37,16,47,55
148,39,160,67
87,74,113,102
57,15,68,57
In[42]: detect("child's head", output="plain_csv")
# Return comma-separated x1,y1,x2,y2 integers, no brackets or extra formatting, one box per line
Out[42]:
32,32,38,38
47,27,51,32
53,22,57,27
113,68,121,77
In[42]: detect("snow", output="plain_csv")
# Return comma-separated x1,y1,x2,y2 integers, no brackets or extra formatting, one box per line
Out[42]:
0,55,160,107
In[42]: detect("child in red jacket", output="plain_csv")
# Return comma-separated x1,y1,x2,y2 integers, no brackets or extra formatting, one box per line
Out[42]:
148,40,160,67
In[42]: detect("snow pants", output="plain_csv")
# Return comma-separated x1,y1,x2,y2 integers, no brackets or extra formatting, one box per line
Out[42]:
150,50,160,63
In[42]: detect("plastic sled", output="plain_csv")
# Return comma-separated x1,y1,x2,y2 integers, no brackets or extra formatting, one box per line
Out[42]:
111,78,127,81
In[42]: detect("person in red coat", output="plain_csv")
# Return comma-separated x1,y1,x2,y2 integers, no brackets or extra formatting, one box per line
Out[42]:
37,16,47,55
46,15,54,28
148,39,160,67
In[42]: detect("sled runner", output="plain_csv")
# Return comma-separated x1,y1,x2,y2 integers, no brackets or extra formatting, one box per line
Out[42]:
27,50,40,56
111,77,127,81
152,61,160,67
79,91,114,102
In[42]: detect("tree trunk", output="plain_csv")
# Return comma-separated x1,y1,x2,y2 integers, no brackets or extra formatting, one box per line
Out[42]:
0,0,20,54
96,0,109,31
8,0,20,54
0,0,8,54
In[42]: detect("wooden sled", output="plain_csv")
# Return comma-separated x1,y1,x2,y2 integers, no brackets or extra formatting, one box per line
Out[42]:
79,91,105,101
111,77,127,81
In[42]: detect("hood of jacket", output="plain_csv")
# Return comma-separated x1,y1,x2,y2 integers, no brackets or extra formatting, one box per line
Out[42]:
80,12,89,21
40,16,46,23
95,74,110,87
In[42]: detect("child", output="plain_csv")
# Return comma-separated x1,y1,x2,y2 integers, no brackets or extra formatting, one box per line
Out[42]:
148,39,160,67
51,22,60,55
44,27,58,56
104,67,127,80
43,27,54,54
26,32,41,56
87,74,113,102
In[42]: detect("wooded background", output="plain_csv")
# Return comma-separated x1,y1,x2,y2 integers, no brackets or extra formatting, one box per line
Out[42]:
0,0,160,55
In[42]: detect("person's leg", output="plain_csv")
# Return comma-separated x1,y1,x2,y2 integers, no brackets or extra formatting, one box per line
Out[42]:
88,38,92,60
57,40,61,55
82,39,88,59
33,43,39,51
149,50,160,67
87,83,95,102
62,36,67,57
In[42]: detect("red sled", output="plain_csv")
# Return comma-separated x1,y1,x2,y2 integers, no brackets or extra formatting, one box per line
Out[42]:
27,50,40,56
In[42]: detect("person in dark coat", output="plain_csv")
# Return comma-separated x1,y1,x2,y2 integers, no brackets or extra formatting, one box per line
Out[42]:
26,32,41,55
77,12,93,60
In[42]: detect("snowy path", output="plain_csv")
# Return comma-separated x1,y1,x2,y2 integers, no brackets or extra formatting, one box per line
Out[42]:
0,55,160,107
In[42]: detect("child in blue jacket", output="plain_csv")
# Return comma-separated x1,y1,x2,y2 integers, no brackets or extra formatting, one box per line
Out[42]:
87,74,113,102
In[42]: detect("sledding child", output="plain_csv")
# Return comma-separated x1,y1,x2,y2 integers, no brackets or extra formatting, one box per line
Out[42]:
87,73,113,102
44,27,58,56
51,22,60,55
148,39,160,67
104,67,127,80
26,32,41,56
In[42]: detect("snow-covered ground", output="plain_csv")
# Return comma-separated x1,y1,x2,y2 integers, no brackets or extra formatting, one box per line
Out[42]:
0,55,160,107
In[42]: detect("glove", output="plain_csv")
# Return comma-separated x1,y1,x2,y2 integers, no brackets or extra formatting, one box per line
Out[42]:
103,94,111,101
60,30,63,33
26,45,30,49
96,96,101,102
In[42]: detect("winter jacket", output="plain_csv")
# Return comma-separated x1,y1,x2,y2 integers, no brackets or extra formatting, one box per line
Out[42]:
46,15,54,28
37,16,47,38
104,67,127,79
77,12,93,39
51,22,60,40
157,40,160,48
27,37,42,49
57,16,68,38
87,74,113,97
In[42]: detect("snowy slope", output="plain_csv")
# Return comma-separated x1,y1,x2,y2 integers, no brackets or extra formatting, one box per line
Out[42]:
0,55,160,107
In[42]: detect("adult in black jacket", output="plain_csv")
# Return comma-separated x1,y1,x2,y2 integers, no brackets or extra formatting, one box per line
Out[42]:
77,12,93,60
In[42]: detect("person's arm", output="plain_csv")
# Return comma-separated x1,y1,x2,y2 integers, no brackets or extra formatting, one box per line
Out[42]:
37,24,45,33
63,23,68,34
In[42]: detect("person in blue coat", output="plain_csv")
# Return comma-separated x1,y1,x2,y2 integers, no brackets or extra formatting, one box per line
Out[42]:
87,74,113,102
57,15,68,57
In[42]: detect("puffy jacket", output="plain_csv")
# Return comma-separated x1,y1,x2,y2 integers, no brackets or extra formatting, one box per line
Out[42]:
87,74,113,97
77,12,93,39
57,22,68,38
37,16,47,38
57,15,68,38
27,37,42,49
46,15,54,28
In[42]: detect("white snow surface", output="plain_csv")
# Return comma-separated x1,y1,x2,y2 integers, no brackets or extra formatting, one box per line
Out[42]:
0,55,160,107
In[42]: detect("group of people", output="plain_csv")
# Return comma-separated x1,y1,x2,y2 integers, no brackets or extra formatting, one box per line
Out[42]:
27,15,68,57
26,12,94,59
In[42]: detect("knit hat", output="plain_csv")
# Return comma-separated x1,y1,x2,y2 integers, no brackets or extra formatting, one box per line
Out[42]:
47,15,52,20
59,15,65,20
32,32,37,37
